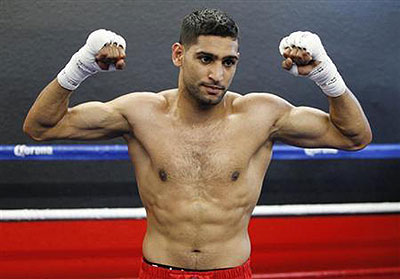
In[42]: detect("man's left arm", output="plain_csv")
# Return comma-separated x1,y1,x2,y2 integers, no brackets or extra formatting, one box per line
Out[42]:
271,31,372,150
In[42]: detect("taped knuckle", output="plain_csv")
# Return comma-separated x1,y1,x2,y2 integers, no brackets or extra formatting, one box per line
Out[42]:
287,31,302,47
285,31,319,56
86,29,114,54
297,32,326,60
296,31,312,48
279,36,290,56
280,31,327,73
282,31,309,56
115,35,126,49
86,29,127,55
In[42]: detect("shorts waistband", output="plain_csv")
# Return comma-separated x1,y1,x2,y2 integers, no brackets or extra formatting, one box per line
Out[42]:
144,258,237,272
140,257,252,279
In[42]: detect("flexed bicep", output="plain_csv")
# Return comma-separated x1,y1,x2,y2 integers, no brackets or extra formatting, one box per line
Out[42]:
39,100,130,140
272,104,359,149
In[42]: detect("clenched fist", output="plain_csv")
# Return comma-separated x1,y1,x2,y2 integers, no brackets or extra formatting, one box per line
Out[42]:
95,42,126,71
279,31,347,97
57,29,127,91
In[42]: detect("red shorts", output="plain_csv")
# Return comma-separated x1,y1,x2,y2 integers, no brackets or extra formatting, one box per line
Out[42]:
138,257,252,279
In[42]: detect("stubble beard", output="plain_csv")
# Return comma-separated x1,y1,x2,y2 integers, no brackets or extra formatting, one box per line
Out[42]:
185,82,226,107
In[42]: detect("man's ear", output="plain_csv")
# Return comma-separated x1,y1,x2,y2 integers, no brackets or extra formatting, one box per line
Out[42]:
171,43,184,67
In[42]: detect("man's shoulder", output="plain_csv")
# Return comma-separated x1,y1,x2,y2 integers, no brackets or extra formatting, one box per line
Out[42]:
230,91,291,112
111,89,173,109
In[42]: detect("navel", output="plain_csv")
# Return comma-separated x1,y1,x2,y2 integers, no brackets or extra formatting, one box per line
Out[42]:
159,169,168,182
231,171,240,181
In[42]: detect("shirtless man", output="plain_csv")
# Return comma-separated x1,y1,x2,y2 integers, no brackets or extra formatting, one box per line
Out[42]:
24,8,372,279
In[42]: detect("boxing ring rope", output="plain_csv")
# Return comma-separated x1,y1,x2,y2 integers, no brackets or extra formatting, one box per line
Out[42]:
1,143,399,221
1,202,400,221
1,143,400,160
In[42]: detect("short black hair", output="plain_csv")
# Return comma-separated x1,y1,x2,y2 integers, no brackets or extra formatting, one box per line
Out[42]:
179,8,239,47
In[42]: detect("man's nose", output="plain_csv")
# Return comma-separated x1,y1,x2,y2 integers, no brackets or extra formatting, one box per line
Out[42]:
208,64,224,83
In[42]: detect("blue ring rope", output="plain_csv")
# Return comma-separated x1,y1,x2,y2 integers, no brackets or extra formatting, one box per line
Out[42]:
0,144,399,161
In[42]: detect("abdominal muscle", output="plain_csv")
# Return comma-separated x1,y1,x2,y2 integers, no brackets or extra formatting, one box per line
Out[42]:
142,195,253,270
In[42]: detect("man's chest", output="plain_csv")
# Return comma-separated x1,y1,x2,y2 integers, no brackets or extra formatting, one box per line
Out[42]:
130,116,269,183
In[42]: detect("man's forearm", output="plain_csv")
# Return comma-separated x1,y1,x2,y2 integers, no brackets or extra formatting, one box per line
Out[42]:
328,88,372,147
23,79,72,139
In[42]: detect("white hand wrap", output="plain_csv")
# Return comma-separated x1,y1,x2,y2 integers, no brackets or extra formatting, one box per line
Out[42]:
57,29,126,91
279,31,346,97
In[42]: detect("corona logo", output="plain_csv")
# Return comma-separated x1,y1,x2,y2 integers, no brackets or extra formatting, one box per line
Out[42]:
304,148,338,157
13,145,53,157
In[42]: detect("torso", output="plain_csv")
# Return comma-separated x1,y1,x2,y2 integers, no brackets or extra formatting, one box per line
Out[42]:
121,89,279,269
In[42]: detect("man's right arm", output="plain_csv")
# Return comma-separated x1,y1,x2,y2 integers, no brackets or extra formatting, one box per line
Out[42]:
23,29,130,141
23,79,130,141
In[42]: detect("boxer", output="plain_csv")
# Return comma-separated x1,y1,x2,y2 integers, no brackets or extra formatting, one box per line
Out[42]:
24,8,372,279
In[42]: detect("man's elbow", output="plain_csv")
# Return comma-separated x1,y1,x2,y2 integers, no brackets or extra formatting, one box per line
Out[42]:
346,129,373,151
23,122,47,142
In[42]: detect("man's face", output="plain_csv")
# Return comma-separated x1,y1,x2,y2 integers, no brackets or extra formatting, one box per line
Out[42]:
178,35,239,106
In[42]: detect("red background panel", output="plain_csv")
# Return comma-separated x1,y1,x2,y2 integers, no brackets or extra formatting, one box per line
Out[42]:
0,215,399,278
249,215,400,273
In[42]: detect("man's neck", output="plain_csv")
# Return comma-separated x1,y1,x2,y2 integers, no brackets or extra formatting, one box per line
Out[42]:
174,87,227,125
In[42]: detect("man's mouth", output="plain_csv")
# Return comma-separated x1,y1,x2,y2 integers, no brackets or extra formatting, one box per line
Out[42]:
201,84,225,95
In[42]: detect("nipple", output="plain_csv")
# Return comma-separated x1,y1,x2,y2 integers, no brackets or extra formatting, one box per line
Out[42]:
159,169,168,182
231,171,240,181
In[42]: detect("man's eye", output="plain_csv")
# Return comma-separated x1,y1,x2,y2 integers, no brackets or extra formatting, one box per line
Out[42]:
223,60,236,67
200,56,212,64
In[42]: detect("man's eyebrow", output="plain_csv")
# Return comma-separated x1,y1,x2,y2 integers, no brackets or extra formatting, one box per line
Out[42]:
223,55,239,60
196,51,239,60
196,51,216,58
